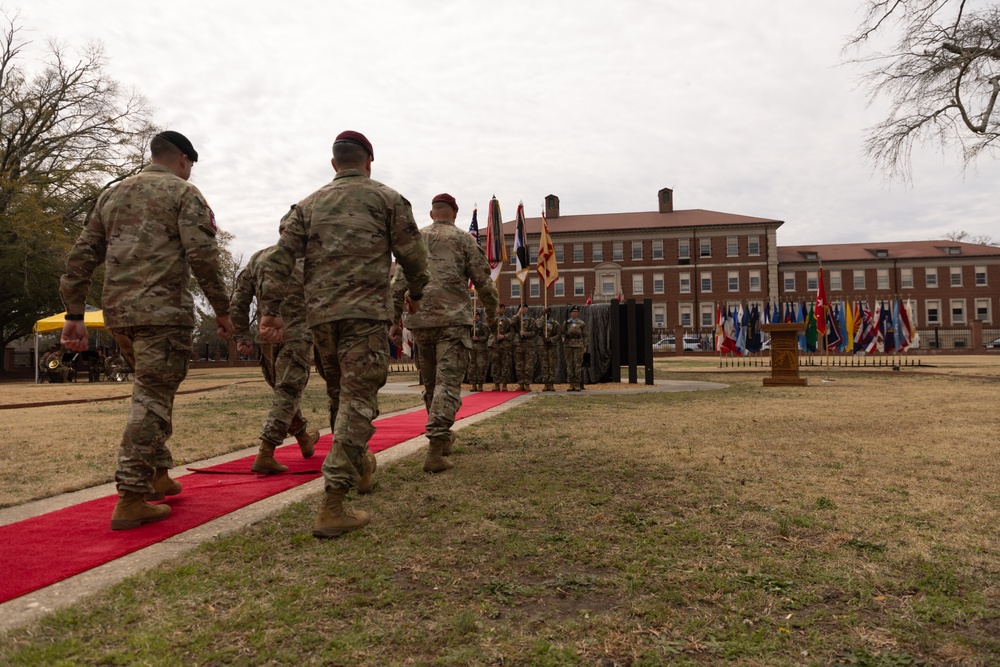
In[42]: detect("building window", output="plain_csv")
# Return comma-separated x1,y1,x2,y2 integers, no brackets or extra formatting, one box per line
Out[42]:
631,241,643,261
613,242,624,261
830,270,842,291
853,271,866,290
877,269,890,290
678,239,690,260
632,274,643,294
975,266,987,286
529,278,540,298
699,238,711,258
510,279,521,298
679,272,691,294
554,244,565,263
653,273,664,294
747,236,760,256
554,278,565,297
592,242,603,262
925,267,938,287
700,271,712,293
975,298,991,323
950,267,963,287
509,245,516,264
926,300,940,325
749,270,761,292
679,304,692,327
701,304,714,327
653,306,665,328
806,270,818,291
728,270,739,292
652,239,664,259
601,274,616,296
726,237,738,257
573,243,584,263
951,299,966,324
573,276,585,296
784,272,795,292
900,268,913,289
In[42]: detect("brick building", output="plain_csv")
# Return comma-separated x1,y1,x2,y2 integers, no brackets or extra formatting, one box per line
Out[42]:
494,189,1000,341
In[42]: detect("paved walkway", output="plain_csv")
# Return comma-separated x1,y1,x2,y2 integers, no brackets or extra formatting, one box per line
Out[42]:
0,378,724,633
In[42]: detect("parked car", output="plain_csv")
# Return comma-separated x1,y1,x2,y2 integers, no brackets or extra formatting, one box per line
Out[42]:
653,336,702,352
984,336,1000,348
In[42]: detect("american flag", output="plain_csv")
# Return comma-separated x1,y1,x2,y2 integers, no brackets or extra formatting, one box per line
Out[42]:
468,206,480,245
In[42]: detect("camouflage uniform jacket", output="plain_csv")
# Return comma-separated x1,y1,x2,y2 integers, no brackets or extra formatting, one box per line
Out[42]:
231,246,309,344
471,320,491,347
391,219,498,328
564,317,588,348
260,172,429,326
509,313,537,343
538,317,563,345
60,164,229,327
487,317,510,347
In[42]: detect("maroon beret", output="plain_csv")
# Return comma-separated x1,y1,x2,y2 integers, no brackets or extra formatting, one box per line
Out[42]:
334,130,374,160
432,193,458,212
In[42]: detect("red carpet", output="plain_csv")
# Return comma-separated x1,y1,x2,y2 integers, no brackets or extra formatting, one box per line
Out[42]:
0,390,524,604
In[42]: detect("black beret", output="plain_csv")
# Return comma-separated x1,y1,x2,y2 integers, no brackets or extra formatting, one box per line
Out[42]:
334,130,374,160
432,193,458,212
155,131,198,162
570,305,580,312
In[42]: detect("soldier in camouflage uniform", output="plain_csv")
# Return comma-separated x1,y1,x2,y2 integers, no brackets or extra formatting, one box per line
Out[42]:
468,310,490,391
231,245,319,474
537,306,562,391
258,131,429,539
390,194,498,473
510,303,538,391
60,131,233,530
487,303,512,391
40,346,72,383
563,305,589,391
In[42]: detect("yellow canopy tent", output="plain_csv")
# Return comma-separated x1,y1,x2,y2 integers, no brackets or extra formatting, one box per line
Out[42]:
33,309,106,383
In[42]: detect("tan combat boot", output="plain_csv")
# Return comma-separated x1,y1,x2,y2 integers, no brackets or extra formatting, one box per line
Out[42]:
145,467,182,501
251,440,288,474
423,438,455,473
357,451,377,494
295,429,320,458
441,432,456,457
313,488,370,538
111,490,171,530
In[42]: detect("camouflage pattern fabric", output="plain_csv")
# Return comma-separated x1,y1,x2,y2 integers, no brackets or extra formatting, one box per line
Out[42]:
231,247,309,344
563,316,589,387
413,326,470,441
257,341,311,446
60,164,229,327
510,313,538,386
313,319,388,492
40,351,72,383
112,325,192,494
469,319,490,385
537,317,563,384
259,174,429,327
488,317,512,384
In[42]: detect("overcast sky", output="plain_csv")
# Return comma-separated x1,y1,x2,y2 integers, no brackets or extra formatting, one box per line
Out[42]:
16,1,1000,261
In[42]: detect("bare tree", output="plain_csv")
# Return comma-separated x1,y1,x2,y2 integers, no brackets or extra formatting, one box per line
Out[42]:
0,12,157,354
846,1,1000,180
944,229,997,245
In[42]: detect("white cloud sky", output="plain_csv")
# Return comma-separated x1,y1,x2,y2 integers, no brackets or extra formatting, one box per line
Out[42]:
15,0,1000,261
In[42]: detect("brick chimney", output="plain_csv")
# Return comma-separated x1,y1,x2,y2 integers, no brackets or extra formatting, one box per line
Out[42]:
545,194,560,219
658,187,673,213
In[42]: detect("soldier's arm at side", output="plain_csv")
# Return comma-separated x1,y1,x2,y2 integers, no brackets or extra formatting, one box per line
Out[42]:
176,188,230,320
386,195,429,300
389,267,408,323
467,240,499,315
229,264,256,344
59,202,109,351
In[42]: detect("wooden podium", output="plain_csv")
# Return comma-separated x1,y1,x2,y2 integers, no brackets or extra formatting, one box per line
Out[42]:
762,322,807,387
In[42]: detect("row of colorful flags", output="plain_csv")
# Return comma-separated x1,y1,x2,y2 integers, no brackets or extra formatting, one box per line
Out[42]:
715,296,921,355
468,196,558,292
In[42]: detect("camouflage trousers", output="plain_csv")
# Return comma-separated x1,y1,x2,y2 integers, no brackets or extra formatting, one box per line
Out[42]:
489,344,512,385
312,319,388,492
512,342,536,385
565,346,584,387
468,344,488,384
258,340,311,446
414,326,470,442
111,325,192,494
539,343,559,384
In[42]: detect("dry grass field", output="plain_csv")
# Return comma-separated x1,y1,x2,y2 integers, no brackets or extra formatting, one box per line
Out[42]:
2,356,1000,664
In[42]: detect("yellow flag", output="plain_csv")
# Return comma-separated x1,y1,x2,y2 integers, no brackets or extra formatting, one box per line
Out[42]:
536,212,558,287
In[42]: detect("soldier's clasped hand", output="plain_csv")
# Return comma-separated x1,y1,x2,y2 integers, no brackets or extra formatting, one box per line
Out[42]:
259,315,285,344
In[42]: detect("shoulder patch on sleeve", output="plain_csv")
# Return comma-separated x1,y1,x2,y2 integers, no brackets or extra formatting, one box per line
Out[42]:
209,209,218,231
